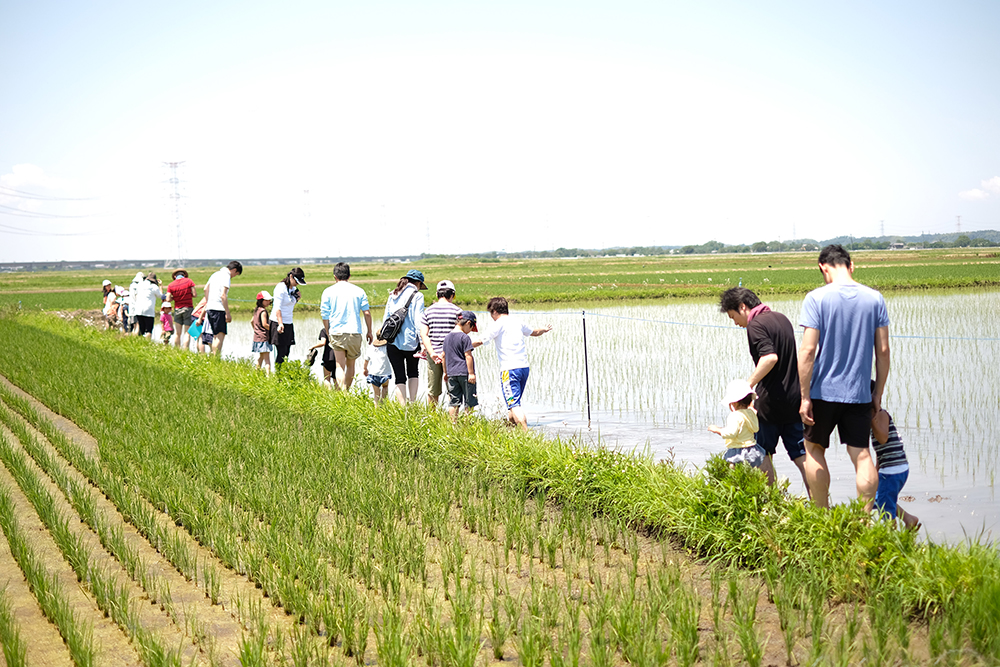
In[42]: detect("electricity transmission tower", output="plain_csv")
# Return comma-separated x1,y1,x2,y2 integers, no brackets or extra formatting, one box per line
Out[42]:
163,161,187,268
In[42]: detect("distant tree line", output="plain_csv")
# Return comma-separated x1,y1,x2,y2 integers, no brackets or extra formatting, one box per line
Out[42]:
426,233,997,262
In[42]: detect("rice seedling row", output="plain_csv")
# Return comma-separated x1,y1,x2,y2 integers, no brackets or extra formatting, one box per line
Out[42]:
0,313,999,665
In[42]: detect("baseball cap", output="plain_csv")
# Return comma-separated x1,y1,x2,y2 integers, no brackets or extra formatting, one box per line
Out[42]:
257,290,273,301
437,280,455,292
291,267,307,285
102,279,111,287
161,301,172,309
458,310,478,332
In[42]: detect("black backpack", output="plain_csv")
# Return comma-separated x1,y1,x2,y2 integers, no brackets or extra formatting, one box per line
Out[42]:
377,288,418,343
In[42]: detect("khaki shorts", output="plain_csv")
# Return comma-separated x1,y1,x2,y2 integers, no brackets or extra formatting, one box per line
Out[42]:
426,356,445,397
329,333,363,360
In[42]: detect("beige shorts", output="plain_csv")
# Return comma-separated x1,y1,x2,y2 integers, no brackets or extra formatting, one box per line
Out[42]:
426,356,445,397
329,332,363,360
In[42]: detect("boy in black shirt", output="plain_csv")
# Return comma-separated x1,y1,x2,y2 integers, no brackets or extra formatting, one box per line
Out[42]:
442,311,479,421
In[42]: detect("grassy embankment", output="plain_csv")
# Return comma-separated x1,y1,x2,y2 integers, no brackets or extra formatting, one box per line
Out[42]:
2,248,999,314
0,312,997,665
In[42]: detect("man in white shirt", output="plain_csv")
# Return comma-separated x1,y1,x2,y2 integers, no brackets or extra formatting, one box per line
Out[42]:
203,261,242,355
478,296,552,430
320,262,373,390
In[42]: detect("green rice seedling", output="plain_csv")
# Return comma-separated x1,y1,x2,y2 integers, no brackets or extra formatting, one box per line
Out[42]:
443,574,482,667
513,611,548,667
967,577,1000,661
768,568,801,667
710,567,726,642
0,486,95,667
0,586,27,667
202,560,221,605
729,576,763,667
667,582,701,667
341,591,369,664
375,603,413,667
807,582,828,666
290,622,320,667
551,594,583,667
238,629,268,667
487,590,512,659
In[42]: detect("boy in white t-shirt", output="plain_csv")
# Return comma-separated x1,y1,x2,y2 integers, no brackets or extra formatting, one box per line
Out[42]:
202,260,243,355
478,297,552,430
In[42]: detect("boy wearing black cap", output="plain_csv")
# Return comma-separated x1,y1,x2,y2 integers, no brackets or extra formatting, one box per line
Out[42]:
442,311,479,420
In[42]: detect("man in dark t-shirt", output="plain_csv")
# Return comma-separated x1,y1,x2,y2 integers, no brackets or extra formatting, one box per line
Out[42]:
719,287,810,494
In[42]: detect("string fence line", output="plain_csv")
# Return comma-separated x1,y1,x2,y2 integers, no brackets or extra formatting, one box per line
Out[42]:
517,309,1000,343
224,300,1000,343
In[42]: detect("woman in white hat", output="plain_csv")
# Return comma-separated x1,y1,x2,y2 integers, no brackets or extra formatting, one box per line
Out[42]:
252,290,274,373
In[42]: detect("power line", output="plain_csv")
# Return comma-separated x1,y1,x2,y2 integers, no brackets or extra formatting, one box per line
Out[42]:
0,222,105,237
0,203,99,219
0,185,96,201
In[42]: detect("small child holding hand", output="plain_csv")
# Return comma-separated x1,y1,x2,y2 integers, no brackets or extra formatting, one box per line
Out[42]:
159,301,174,344
442,311,479,421
708,379,766,469
870,381,920,530
364,338,392,404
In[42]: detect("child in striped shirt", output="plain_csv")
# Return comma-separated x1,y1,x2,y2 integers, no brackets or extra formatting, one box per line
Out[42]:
870,382,920,530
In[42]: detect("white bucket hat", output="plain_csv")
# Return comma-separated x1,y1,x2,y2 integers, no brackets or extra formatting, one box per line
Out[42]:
722,379,756,406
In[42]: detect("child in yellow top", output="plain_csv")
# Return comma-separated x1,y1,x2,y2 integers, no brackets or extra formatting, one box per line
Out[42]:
708,379,766,469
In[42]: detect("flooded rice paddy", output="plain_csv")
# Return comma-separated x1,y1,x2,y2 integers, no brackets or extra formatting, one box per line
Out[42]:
189,288,999,544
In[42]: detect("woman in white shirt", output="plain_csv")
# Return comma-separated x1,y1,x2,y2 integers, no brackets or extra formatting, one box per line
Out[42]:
269,267,307,366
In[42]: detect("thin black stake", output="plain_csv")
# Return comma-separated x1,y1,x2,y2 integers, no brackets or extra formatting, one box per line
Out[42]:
582,309,591,429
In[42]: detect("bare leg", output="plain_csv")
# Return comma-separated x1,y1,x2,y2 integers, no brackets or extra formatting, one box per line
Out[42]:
211,332,226,356
846,445,878,508
175,324,188,348
803,440,831,508
334,350,349,390
407,378,420,402
448,406,458,422
509,407,528,430
898,507,920,530
760,455,776,485
790,455,812,498
343,358,356,390
393,383,407,405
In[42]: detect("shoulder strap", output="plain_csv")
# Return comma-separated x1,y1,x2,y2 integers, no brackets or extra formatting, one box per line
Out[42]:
403,288,418,309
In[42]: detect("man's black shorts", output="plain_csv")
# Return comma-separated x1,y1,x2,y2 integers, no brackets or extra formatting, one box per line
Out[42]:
206,310,228,336
803,400,871,449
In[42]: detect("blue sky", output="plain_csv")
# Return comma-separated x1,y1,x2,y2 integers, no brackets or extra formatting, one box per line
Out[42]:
2,1,998,262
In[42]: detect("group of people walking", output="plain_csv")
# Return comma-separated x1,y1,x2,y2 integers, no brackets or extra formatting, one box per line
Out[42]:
712,244,918,527
100,261,553,429
100,245,917,518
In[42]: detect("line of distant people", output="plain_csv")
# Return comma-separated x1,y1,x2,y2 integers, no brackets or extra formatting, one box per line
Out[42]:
100,261,552,429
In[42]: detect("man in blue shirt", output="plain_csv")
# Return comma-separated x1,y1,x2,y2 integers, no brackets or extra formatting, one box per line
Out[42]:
320,262,373,390
798,244,890,509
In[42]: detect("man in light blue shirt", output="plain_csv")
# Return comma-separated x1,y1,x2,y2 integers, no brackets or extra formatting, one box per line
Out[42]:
798,244,890,509
320,262,373,390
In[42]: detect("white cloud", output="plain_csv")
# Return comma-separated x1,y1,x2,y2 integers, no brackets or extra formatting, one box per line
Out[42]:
0,164,83,196
959,188,990,201
958,176,1000,201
